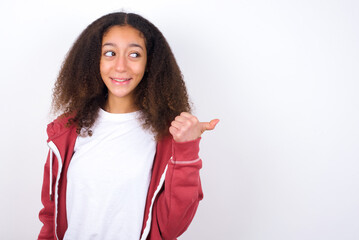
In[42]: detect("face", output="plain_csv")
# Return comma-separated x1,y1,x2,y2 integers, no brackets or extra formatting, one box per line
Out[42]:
100,25,147,108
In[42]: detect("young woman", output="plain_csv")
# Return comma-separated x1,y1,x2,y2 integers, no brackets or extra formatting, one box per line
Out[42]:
38,12,219,240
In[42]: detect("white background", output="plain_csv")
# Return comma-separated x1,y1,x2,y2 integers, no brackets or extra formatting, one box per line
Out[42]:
0,0,358,239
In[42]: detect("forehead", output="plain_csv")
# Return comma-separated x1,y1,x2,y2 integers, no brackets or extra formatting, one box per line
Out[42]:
102,25,146,46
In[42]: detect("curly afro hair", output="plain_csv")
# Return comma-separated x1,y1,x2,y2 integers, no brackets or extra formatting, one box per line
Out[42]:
52,12,191,140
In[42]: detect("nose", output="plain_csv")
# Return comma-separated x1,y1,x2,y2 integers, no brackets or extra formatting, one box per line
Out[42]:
115,55,127,72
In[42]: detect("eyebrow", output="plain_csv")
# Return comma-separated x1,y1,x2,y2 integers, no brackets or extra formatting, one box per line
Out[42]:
102,42,144,50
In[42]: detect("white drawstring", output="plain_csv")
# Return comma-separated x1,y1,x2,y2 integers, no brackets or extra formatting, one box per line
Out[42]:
49,149,53,201
140,163,168,240
47,141,62,240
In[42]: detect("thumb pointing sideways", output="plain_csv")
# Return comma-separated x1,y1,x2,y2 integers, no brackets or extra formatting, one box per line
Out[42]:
200,119,220,133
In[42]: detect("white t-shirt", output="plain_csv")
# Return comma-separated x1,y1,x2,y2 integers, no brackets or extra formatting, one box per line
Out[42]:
63,109,156,240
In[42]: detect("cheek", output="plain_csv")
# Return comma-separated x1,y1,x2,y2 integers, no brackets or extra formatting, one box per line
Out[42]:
133,61,147,76
99,61,109,76
133,66,145,75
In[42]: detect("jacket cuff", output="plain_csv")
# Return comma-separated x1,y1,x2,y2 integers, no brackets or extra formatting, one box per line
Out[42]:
172,137,201,162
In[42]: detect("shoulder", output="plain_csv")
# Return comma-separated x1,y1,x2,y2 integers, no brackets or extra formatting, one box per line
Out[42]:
46,113,77,140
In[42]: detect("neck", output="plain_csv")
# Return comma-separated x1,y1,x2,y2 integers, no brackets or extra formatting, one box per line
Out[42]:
104,96,138,114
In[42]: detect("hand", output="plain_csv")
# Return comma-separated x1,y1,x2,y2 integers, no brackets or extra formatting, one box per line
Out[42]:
169,112,219,142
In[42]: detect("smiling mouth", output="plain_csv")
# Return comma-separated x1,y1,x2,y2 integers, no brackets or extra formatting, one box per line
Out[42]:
111,77,132,83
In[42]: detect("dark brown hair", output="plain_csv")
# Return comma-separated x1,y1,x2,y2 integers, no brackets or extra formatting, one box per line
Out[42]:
52,12,191,139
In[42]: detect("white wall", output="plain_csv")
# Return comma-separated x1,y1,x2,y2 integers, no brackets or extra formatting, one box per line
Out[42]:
0,0,358,239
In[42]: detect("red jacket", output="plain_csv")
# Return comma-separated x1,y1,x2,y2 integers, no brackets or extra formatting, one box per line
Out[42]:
38,115,203,240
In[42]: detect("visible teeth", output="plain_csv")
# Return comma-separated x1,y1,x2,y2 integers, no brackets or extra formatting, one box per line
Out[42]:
113,78,129,82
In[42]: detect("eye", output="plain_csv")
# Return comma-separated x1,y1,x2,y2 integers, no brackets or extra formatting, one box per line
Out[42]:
129,52,140,58
104,51,115,57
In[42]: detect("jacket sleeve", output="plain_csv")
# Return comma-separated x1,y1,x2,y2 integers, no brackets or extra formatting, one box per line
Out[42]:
38,150,55,240
154,138,204,239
